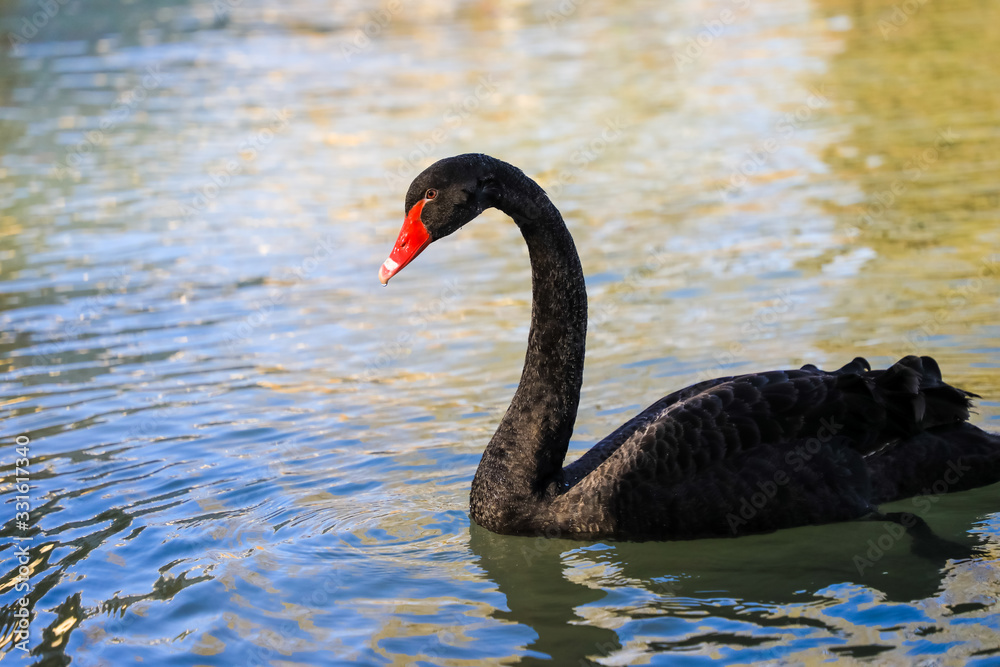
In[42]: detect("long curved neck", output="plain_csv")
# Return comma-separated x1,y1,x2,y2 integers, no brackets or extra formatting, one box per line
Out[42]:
470,161,588,532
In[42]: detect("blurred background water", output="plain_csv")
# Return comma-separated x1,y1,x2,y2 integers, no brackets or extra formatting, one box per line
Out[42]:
1,0,999,664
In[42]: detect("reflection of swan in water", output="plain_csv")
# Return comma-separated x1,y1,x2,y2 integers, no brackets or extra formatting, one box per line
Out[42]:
381,154,1000,541
468,490,999,664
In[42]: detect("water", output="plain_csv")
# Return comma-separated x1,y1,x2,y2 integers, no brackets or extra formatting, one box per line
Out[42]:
2,0,999,664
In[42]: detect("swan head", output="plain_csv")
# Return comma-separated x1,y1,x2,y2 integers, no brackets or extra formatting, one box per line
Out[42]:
380,154,500,285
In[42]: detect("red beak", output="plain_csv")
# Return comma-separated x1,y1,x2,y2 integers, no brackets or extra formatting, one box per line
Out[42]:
379,198,433,285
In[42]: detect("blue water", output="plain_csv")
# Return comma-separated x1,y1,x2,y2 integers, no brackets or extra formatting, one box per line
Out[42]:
2,0,1000,664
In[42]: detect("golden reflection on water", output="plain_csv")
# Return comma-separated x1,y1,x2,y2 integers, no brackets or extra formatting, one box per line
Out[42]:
808,0,1000,389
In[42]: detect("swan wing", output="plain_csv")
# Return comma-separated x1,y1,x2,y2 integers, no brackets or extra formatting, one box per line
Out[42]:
549,356,976,539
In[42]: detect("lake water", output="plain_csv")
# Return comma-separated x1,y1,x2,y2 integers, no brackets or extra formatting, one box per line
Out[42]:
2,0,1000,664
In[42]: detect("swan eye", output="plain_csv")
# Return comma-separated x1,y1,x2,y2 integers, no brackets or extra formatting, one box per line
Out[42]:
425,188,438,200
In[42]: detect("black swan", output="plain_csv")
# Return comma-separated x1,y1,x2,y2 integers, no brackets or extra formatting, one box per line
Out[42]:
379,153,1000,541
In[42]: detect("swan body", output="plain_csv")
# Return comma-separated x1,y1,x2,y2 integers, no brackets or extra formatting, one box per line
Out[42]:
379,153,1000,541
